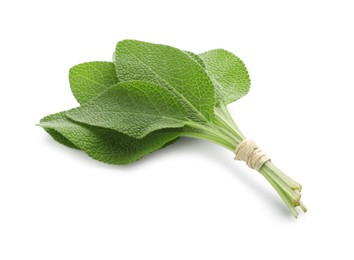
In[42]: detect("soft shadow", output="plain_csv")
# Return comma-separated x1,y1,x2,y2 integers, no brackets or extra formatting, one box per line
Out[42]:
41,134,292,217
167,138,293,218
40,135,125,171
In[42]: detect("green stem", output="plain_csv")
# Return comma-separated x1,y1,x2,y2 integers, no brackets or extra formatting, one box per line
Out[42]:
263,161,302,191
219,103,245,137
214,109,243,142
183,120,238,151
270,172,300,203
184,105,306,217
181,131,235,151
259,161,306,216
212,118,240,143
262,169,299,218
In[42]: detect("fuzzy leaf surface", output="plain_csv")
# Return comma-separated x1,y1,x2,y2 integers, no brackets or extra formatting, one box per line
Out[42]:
69,61,118,105
66,81,187,138
199,49,250,105
38,112,181,165
114,40,215,121
184,51,205,68
42,127,79,149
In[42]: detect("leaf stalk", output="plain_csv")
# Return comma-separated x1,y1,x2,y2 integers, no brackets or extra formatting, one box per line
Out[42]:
185,105,306,218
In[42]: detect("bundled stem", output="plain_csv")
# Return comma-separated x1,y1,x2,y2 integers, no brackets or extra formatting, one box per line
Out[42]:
182,104,306,218
260,162,306,217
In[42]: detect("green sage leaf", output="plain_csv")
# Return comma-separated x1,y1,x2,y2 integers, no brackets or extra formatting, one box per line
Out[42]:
114,40,215,121
42,127,79,149
199,49,250,105
66,80,187,138
38,112,181,165
69,61,118,105
184,51,205,69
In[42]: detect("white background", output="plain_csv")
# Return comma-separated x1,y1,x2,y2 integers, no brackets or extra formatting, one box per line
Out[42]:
1,0,353,259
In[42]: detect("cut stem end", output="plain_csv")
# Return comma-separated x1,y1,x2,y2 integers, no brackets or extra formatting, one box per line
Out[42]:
260,161,306,218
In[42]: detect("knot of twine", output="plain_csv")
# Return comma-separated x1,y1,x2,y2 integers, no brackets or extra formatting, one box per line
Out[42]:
234,139,270,171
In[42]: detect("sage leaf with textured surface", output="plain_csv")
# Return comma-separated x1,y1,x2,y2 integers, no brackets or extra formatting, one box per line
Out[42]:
39,112,181,164
114,40,215,121
69,61,118,105
66,80,187,138
68,62,181,148
184,51,205,69
199,49,250,105
38,39,306,217
41,126,79,149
